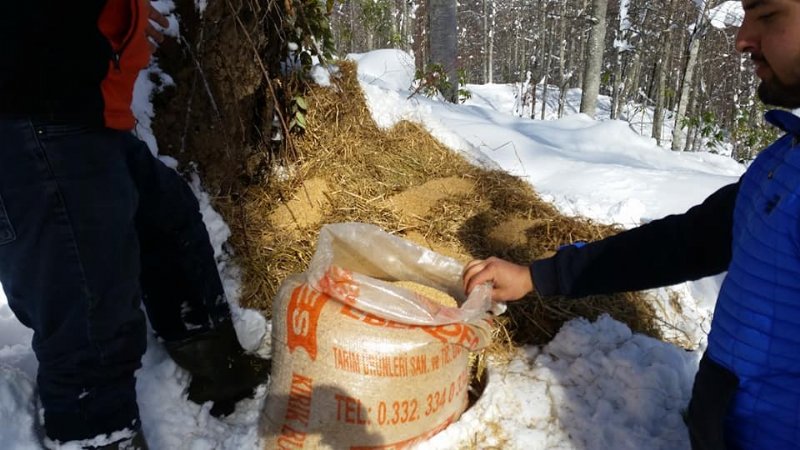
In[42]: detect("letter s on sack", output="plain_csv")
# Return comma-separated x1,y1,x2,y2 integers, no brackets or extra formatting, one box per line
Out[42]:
291,308,309,337
286,284,330,360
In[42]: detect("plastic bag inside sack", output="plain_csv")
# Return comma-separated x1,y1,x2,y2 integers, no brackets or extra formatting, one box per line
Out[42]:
305,222,504,326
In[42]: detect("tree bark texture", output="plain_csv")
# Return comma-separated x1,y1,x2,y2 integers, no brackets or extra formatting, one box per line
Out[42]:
579,0,608,117
671,25,703,151
152,0,285,194
428,0,459,102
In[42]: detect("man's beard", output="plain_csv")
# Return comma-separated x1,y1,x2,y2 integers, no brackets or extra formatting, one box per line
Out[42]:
758,77,800,108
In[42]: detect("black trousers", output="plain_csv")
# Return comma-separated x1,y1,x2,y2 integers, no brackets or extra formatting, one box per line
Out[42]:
0,120,231,442
686,354,740,450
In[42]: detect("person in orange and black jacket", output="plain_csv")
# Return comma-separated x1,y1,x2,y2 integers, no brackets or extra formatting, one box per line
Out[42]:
0,2,269,449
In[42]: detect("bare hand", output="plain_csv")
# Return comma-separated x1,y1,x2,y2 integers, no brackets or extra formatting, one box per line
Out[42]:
462,257,534,302
146,4,170,53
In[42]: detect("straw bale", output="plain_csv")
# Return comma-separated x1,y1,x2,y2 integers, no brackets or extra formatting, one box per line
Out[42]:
211,60,672,354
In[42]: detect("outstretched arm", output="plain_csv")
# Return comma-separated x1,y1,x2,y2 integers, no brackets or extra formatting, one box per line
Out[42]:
534,181,739,297
464,181,740,301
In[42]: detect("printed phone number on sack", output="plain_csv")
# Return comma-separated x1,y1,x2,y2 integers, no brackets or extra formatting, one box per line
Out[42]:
334,369,470,427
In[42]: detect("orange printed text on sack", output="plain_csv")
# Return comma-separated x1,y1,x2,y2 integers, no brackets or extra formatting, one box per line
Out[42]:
340,304,482,350
277,372,314,449
316,266,359,305
332,346,442,377
286,285,329,360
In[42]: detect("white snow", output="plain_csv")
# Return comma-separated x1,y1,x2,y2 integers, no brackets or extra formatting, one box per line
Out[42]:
421,316,699,450
0,47,752,448
708,1,744,29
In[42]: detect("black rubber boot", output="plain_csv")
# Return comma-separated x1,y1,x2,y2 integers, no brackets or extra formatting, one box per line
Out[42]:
164,322,271,417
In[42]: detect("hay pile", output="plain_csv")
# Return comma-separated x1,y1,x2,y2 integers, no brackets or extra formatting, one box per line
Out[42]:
213,61,663,347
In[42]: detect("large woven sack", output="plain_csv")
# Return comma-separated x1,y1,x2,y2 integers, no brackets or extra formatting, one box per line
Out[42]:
262,223,496,449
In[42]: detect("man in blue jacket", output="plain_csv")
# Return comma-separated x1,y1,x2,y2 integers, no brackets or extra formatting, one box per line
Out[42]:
0,2,268,449
463,1,800,449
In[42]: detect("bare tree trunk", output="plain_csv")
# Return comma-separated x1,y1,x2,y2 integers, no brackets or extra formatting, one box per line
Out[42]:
610,52,623,119
539,2,550,119
429,0,458,101
486,0,495,83
349,0,357,53
401,0,410,50
517,35,527,85
651,50,672,145
651,0,679,146
556,1,569,118
366,30,375,50
671,20,704,151
153,0,286,193
669,28,686,112
529,61,538,119
609,0,630,120
513,34,520,83
619,2,647,116
540,78,548,119
624,52,641,110
390,0,398,46
685,77,699,151
413,0,428,73
482,0,489,83
573,0,589,90
579,0,609,117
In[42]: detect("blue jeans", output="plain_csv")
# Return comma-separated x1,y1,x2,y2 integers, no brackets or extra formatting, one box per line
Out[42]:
0,119,231,441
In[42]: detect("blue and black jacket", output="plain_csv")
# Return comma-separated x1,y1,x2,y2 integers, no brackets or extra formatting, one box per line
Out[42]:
531,110,800,450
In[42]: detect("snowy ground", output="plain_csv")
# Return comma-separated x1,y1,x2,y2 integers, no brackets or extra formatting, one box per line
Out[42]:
0,47,749,449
